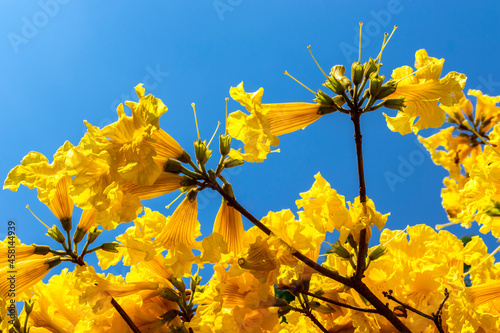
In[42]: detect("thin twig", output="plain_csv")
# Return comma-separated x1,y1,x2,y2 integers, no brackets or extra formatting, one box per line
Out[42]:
383,289,449,333
110,296,141,333
290,306,329,333
280,285,379,313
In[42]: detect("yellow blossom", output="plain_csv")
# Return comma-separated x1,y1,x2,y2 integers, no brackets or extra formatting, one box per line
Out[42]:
383,49,466,135
156,194,201,250
0,256,61,300
213,199,245,256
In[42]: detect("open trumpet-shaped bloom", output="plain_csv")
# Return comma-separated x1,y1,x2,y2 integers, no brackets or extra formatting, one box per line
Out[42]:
384,49,466,135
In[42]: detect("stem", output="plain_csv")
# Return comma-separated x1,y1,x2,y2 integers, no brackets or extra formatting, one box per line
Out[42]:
290,306,329,333
110,296,141,333
280,285,378,313
351,112,368,279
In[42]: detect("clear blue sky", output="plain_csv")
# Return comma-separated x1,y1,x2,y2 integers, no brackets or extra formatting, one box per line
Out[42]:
1,0,500,279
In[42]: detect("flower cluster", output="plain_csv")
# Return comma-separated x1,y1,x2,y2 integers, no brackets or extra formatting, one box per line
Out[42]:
2,27,499,333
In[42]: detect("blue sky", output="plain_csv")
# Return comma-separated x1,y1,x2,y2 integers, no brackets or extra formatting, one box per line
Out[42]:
1,0,500,280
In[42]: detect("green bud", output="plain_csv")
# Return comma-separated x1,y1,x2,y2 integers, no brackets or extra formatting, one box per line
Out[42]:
223,156,244,169
194,140,212,165
376,80,398,99
24,300,35,315
178,150,192,164
368,245,387,262
313,90,336,107
340,76,352,90
60,217,72,233
160,288,181,302
219,134,232,156
222,183,235,200
101,242,120,253
369,73,385,98
351,62,364,85
347,234,358,250
180,176,198,187
170,277,186,293
73,227,87,245
190,273,202,292
328,240,351,259
46,225,65,244
323,76,345,95
33,245,51,255
383,98,406,111
87,226,102,245
160,309,180,324
310,301,335,314
363,58,379,78
164,158,182,174
332,95,346,108
46,256,62,269
186,190,198,203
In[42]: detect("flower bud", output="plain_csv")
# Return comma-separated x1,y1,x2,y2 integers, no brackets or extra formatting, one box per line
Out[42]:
87,225,102,245
46,225,65,244
164,158,182,174
160,309,180,324
310,301,335,314
376,80,398,99
383,98,406,111
190,273,202,292
219,134,232,156
24,300,35,315
314,90,336,107
170,277,186,293
60,217,72,233
73,227,87,245
101,242,120,253
328,241,351,259
160,288,182,302
33,245,51,255
223,156,244,169
180,176,198,187
363,58,379,78
351,62,364,85
323,76,345,95
194,140,212,166
368,245,387,262
369,73,385,98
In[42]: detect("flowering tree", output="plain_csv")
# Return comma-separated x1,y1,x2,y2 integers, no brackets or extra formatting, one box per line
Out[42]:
2,26,500,333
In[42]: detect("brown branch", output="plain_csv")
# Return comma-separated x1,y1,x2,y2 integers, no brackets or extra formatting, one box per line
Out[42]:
383,289,449,333
280,285,379,313
290,306,329,333
110,296,141,333
212,180,353,287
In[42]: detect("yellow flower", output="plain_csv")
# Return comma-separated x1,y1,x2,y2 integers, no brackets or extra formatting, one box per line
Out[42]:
0,236,52,267
383,49,466,135
0,256,61,300
4,141,73,205
156,194,201,250
213,199,245,255
228,82,327,163
27,268,94,332
265,103,322,136
468,89,500,133
227,82,280,163
152,128,189,169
